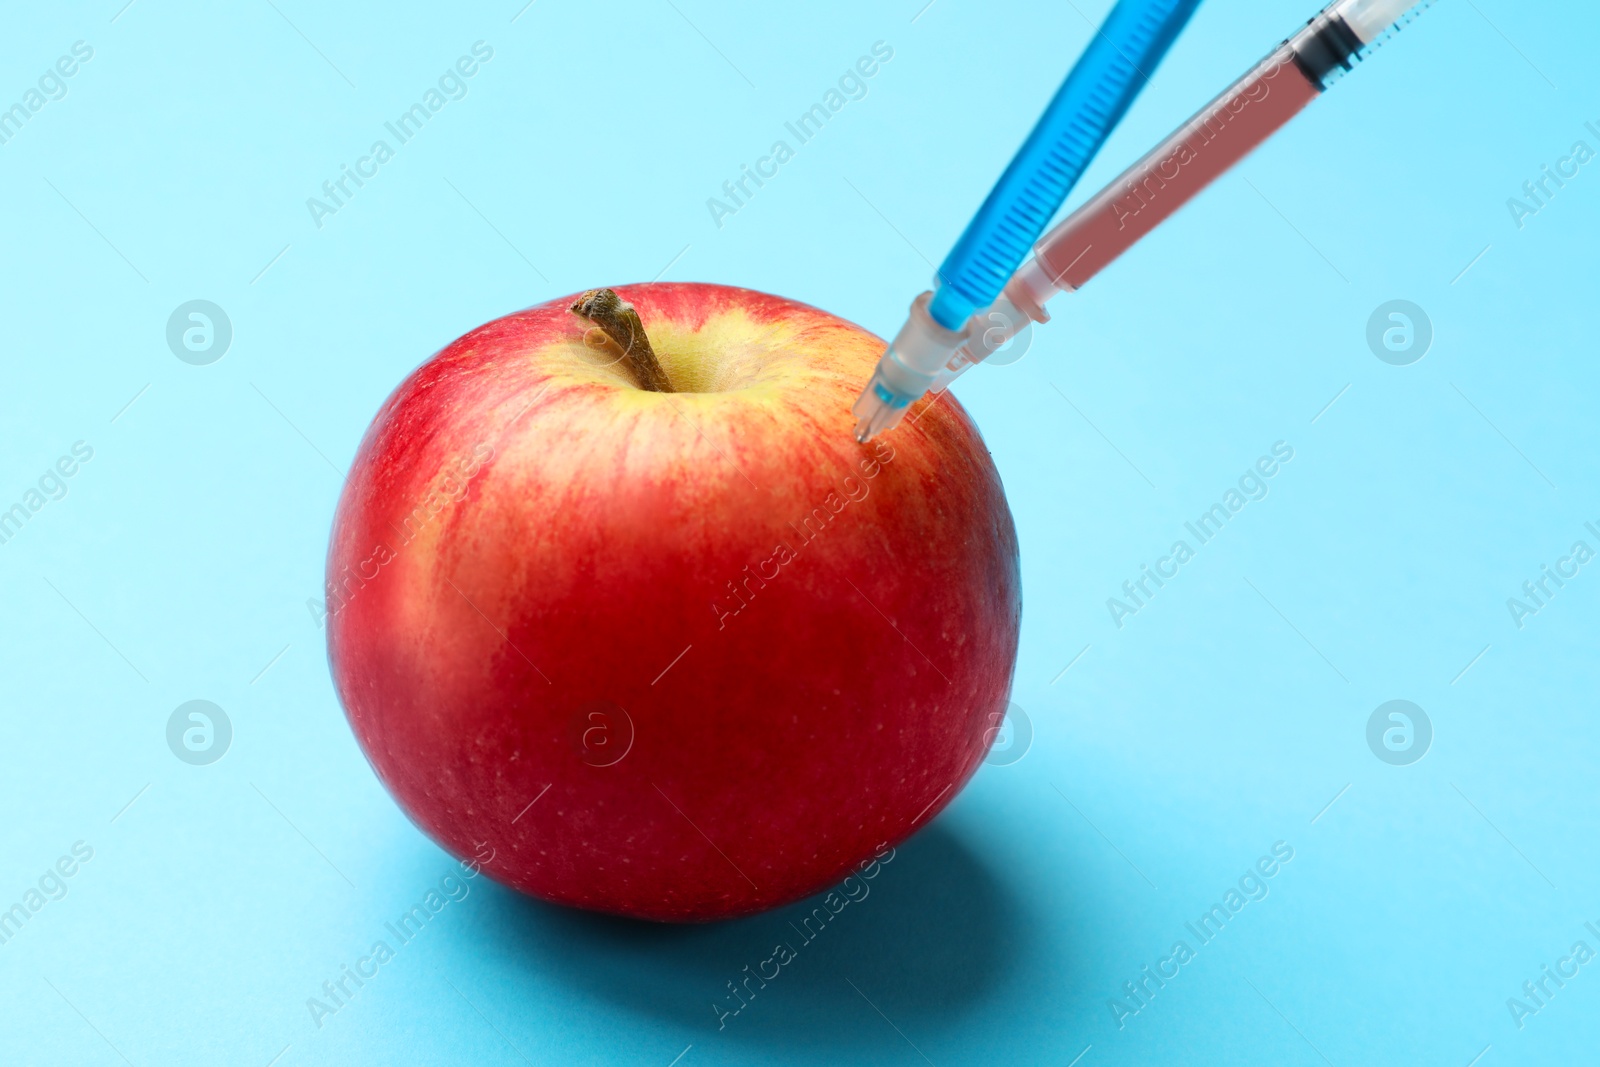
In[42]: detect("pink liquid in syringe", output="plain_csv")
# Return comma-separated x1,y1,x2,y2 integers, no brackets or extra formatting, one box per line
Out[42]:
1036,46,1323,291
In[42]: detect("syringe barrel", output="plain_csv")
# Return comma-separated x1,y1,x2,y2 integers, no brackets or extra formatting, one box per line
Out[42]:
925,0,1203,331
1034,0,1434,291
1035,47,1321,291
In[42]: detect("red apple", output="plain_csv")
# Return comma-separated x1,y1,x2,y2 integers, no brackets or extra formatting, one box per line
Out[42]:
326,282,1020,922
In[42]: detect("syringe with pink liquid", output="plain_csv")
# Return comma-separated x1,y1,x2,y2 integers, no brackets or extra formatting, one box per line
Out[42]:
935,0,1438,389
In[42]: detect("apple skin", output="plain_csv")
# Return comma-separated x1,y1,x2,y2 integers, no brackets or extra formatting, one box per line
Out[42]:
326,282,1020,922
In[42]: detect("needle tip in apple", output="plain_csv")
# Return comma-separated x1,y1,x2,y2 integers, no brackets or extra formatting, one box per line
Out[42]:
849,378,909,443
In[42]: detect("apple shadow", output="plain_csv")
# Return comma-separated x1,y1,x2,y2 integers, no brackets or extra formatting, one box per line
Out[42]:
460,821,1021,1054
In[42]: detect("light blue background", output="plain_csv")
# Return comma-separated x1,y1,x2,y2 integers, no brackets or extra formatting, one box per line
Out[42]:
2,0,1595,1064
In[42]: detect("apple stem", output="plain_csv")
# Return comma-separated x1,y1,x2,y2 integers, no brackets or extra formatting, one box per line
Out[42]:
570,288,674,393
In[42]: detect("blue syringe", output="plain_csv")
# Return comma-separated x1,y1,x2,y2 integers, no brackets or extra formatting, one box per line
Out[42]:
852,0,1205,441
